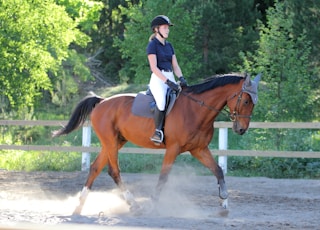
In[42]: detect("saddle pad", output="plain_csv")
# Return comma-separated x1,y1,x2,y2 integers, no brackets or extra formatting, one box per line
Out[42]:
131,92,155,118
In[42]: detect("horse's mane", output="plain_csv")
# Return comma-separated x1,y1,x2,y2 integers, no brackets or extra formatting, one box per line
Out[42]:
186,73,245,94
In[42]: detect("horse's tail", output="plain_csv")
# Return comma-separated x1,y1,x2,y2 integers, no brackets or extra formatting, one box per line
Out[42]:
52,93,104,137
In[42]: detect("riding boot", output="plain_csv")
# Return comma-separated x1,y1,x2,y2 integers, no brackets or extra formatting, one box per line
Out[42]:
150,107,165,144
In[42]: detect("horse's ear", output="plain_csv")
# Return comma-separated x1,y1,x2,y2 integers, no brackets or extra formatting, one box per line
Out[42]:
244,73,251,86
242,73,262,104
253,73,262,84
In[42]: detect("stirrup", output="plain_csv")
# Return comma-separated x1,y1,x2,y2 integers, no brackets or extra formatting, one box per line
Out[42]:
150,129,163,144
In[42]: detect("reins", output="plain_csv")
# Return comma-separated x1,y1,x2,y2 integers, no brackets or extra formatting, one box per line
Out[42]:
180,91,230,119
180,89,252,121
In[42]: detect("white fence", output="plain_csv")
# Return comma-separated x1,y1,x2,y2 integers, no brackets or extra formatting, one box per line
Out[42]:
0,120,319,173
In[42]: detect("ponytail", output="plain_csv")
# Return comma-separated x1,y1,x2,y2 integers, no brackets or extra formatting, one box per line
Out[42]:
149,33,156,41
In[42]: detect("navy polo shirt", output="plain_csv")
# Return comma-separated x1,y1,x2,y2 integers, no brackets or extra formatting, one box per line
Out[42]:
146,38,175,71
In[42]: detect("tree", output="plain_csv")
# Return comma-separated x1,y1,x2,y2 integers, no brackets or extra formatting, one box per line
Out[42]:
0,0,90,116
288,0,320,118
187,0,261,77
51,0,103,108
114,0,200,84
240,1,317,122
79,0,140,85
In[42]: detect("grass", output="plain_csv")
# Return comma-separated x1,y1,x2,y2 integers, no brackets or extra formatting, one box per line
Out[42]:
1,149,320,179
0,150,81,171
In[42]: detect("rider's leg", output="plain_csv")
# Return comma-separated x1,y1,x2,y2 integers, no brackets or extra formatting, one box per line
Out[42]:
150,106,166,143
149,71,175,144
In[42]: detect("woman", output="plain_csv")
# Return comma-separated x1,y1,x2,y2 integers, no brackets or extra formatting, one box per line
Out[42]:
147,15,187,144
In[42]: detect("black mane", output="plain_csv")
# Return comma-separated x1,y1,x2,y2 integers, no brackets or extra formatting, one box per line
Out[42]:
186,74,245,94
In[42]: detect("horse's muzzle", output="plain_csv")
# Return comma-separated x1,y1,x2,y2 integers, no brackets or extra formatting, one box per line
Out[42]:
233,122,247,135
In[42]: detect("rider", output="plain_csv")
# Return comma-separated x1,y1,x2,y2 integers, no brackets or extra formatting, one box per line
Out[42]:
147,15,188,144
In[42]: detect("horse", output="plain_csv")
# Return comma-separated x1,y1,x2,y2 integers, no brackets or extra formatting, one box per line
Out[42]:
53,73,261,215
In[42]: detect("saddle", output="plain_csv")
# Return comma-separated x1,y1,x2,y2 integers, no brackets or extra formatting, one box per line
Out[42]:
131,88,178,118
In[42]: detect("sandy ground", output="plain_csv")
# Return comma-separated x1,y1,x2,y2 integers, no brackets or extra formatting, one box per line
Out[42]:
0,168,319,230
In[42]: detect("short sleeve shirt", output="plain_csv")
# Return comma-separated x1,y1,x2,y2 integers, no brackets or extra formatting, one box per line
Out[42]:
146,38,175,71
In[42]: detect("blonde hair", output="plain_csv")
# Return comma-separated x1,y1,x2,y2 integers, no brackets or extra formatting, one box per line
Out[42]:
149,32,156,41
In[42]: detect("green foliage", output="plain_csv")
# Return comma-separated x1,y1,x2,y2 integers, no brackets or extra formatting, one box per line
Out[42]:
0,0,90,115
0,150,81,171
56,0,103,32
229,128,320,152
226,126,320,178
80,0,139,85
51,50,93,107
191,0,260,76
239,1,317,122
228,156,320,179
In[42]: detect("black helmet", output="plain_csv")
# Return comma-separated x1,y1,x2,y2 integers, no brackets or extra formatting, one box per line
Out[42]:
151,15,173,30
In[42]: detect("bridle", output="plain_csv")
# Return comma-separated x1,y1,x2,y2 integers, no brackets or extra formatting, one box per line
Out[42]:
228,91,252,122
180,89,252,122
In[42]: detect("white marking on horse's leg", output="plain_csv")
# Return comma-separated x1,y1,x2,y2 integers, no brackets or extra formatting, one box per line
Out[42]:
73,186,90,215
80,186,90,198
220,198,228,209
122,189,135,205
121,189,143,214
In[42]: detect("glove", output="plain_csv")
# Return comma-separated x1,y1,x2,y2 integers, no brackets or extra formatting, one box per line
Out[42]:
179,76,188,87
165,79,180,92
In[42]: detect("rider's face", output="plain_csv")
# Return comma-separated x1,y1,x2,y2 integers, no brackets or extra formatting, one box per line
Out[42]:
157,24,170,38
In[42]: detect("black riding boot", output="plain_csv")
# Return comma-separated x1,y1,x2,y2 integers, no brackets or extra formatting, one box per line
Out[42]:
150,107,165,144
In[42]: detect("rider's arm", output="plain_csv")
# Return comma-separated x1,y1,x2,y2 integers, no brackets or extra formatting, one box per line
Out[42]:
148,54,168,82
172,54,183,78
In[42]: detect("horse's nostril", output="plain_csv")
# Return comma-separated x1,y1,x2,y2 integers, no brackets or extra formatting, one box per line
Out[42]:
239,128,246,135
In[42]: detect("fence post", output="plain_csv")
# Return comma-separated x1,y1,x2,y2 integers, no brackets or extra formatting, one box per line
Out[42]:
81,125,91,171
218,127,228,174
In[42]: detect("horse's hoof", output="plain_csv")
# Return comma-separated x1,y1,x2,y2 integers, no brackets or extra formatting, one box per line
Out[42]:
220,198,228,209
130,203,144,216
218,207,229,217
72,209,81,216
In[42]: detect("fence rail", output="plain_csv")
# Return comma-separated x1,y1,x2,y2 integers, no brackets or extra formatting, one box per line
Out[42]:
1,120,320,128
0,144,319,158
0,120,320,172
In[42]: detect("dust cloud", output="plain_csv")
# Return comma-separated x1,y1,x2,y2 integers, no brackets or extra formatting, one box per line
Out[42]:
75,164,215,218
0,164,212,219
2,168,318,229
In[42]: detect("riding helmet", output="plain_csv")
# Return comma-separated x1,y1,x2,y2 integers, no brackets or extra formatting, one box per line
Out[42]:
151,15,174,31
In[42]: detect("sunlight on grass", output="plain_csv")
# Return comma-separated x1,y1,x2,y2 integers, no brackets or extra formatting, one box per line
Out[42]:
97,83,146,98
0,150,81,171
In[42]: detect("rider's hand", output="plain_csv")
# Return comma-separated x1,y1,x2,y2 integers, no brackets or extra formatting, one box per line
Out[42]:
178,76,188,87
165,79,180,92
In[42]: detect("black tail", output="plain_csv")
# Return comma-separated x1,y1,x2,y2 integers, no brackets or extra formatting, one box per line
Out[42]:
52,93,104,137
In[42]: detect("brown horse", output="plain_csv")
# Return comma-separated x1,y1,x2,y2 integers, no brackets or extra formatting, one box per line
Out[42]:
53,73,261,214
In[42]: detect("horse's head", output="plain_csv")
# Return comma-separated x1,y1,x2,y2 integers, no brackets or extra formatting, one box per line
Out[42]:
227,73,261,135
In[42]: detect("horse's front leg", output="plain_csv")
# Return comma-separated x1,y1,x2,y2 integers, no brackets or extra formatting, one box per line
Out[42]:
190,147,228,208
153,148,179,201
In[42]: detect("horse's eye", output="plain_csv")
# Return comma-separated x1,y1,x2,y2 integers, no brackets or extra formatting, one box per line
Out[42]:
244,99,249,105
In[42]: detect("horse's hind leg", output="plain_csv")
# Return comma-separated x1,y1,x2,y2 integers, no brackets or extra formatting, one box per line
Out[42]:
190,147,228,208
106,145,140,210
73,146,110,215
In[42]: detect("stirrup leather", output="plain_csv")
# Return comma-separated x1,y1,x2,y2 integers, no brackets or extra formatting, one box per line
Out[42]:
150,129,163,143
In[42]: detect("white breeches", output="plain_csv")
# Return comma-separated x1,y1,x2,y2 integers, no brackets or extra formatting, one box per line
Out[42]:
149,71,176,111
